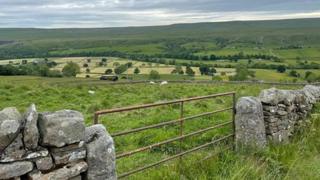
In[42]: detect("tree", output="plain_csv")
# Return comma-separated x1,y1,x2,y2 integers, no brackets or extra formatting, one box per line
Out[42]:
86,68,90,73
38,65,50,77
149,70,160,80
134,67,140,74
62,62,80,77
113,62,120,67
105,69,113,74
199,64,209,75
289,70,300,77
186,65,195,76
83,63,89,68
22,60,28,64
229,64,255,81
101,58,107,63
114,64,127,75
277,65,286,73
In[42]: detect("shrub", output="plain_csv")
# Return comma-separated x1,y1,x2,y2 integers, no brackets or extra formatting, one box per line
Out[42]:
62,62,80,77
289,70,300,77
149,70,160,80
277,65,286,73
134,67,140,74
105,69,113,74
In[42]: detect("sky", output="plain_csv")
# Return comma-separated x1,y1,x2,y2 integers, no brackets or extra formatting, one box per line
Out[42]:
0,0,320,28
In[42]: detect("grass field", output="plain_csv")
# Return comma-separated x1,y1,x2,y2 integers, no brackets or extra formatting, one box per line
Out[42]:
3,56,314,82
1,76,319,179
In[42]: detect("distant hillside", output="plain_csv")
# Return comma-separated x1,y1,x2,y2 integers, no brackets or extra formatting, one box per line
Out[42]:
0,18,320,59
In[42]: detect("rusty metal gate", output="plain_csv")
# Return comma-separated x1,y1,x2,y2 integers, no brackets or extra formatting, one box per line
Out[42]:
93,91,236,178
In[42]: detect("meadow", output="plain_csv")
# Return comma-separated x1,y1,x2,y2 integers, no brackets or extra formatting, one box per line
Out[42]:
1,18,320,179
1,76,319,179
2,56,316,82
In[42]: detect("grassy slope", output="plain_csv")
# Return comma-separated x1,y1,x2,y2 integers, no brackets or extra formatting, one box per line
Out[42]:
0,18,320,61
1,76,319,179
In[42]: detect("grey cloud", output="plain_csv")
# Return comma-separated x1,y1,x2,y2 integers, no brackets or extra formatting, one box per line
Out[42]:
0,0,319,28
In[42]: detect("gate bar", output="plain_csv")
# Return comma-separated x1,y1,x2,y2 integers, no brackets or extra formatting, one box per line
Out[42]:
117,121,232,159
94,92,235,124
112,107,233,137
118,133,234,178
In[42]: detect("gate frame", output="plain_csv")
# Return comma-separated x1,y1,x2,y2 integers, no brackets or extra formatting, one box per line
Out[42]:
93,91,236,178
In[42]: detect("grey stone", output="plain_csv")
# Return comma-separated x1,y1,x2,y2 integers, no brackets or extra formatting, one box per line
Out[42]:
36,155,54,171
23,148,49,160
50,142,86,165
0,161,33,179
1,146,48,163
85,125,117,180
29,161,87,180
0,107,23,152
38,110,85,147
69,175,82,180
27,170,42,180
270,130,290,143
277,110,288,116
0,133,26,162
303,85,320,100
23,104,39,150
259,88,295,105
235,97,266,148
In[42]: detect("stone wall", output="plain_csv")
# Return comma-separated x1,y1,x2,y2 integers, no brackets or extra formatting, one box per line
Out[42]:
0,105,116,180
235,85,320,148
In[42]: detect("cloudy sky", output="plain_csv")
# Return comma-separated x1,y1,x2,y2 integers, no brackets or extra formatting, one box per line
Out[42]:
0,0,320,28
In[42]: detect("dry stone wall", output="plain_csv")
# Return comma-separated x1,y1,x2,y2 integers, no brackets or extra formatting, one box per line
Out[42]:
0,105,117,180
236,85,320,148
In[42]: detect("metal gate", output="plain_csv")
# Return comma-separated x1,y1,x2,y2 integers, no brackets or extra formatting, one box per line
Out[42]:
93,91,236,178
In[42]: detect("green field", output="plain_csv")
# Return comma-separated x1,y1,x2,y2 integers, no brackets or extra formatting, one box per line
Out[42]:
0,76,319,179
1,18,320,64
3,56,317,82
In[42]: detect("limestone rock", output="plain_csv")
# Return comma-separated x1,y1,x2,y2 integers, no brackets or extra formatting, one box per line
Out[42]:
235,97,266,148
0,134,26,162
38,110,85,147
23,104,39,150
0,161,33,179
259,88,295,105
85,125,117,180
50,142,86,165
28,161,87,180
69,175,82,180
36,155,54,171
303,85,320,100
0,107,23,152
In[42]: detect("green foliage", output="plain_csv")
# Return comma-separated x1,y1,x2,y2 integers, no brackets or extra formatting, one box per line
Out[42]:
186,65,195,76
199,64,216,76
277,65,286,73
0,63,61,77
114,64,128,75
171,66,184,75
305,72,320,82
289,70,300,77
105,69,113,74
62,62,80,77
134,67,140,74
230,64,255,81
101,58,107,63
149,70,160,80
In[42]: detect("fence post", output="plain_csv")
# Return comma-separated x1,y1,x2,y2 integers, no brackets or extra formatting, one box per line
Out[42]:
232,93,236,149
179,101,184,152
94,113,99,124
